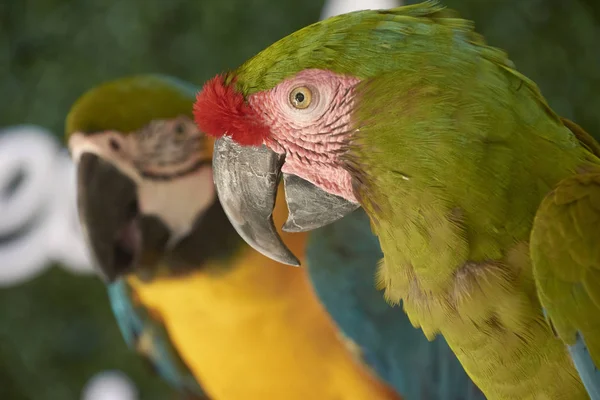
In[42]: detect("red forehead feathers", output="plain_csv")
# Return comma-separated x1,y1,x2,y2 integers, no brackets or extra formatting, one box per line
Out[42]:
193,75,269,146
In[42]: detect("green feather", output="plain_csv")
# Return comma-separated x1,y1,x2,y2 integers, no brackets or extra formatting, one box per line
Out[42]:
228,1,600,398
338,8,600,399
65,74,197,137
235,1,521,98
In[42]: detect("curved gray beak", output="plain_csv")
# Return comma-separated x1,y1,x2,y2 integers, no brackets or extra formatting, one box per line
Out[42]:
212,136,359,266
76,153,170,282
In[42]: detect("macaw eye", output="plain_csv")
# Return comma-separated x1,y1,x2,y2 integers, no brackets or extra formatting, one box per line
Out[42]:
109,137,121,151
174,122,186,136
289,86,312,109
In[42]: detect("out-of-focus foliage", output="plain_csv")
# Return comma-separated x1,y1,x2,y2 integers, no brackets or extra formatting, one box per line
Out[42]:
406,0,600,139
0,0,324,139
0,269,171,400
0,0,323,399
0,0,598,399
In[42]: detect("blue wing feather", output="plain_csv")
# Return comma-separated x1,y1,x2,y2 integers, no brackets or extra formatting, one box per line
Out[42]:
540,307,600,400
568,333,600,399
306,209,485,400
107,280,209,398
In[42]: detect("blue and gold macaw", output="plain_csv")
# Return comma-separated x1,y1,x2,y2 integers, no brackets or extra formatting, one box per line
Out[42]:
65,75,401,400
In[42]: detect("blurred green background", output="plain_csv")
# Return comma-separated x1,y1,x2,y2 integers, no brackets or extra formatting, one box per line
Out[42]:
0,0,599,399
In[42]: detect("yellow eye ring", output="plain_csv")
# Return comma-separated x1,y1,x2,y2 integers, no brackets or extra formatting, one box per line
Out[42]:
289,86,312,109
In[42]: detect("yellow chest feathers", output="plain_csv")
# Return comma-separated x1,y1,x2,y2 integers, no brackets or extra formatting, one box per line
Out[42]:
128,254,399,400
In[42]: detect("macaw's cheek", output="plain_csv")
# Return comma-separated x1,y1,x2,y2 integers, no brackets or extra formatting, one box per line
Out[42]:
136,164,216,246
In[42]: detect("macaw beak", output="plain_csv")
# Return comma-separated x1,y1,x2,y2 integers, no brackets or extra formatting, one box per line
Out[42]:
76,153,171,282
212,136,359,266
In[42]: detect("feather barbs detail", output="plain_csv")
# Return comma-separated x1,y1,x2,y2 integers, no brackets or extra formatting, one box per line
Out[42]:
193,75,270,146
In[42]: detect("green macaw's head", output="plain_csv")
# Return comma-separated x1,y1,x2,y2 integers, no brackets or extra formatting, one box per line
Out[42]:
192,1,487,265
67,75,217,282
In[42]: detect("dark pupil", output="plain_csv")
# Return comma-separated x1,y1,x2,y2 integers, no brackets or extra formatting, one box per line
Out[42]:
109,138,120,151
294,92,305,103
175,123,185,134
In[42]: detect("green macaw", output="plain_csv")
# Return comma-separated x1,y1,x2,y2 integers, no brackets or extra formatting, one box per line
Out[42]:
65,75,403,400
193,2,600,399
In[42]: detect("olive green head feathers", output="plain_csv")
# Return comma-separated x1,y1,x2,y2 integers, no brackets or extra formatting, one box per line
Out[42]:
66,74,196,138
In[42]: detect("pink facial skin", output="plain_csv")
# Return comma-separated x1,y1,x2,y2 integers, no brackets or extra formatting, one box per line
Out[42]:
248,69,361,202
